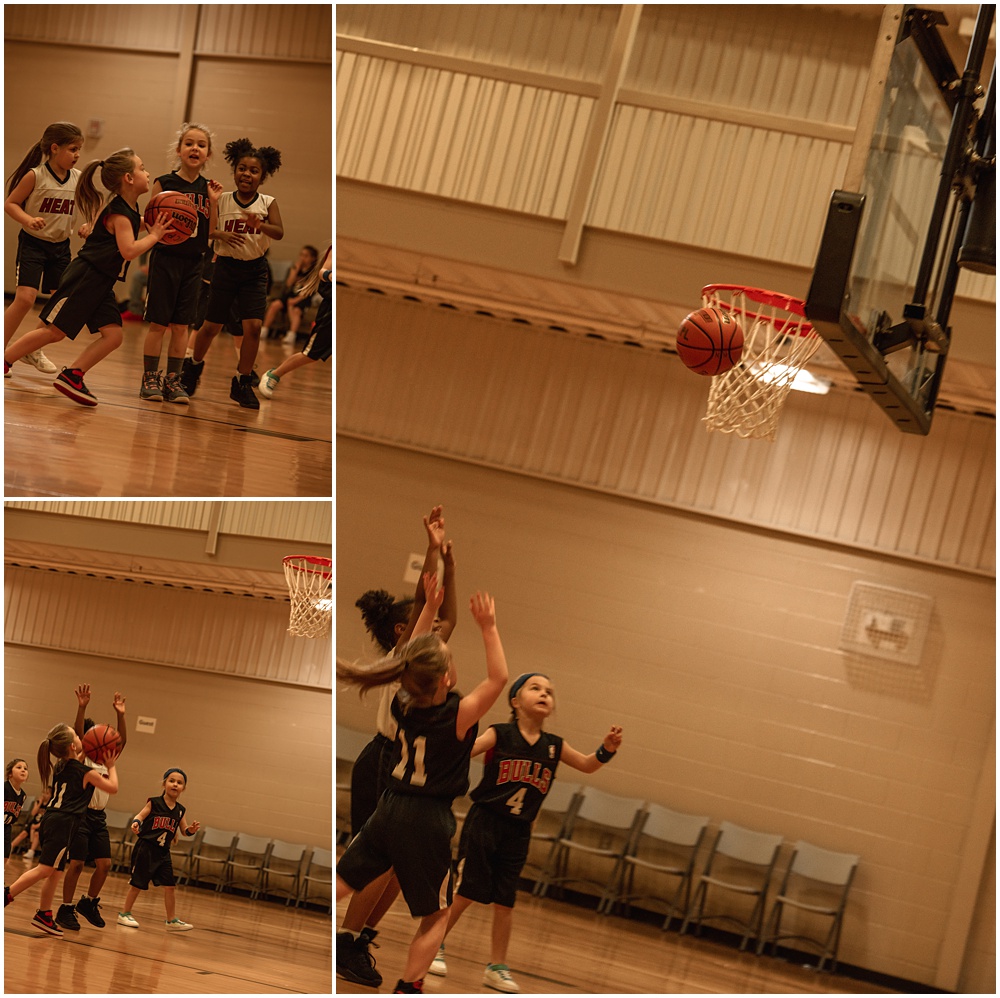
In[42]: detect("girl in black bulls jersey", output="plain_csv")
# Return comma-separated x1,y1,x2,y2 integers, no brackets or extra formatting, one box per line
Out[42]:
4,724,119,937
116,768,200,931
336,574,508,996
431,673,623,994
138,123,223,404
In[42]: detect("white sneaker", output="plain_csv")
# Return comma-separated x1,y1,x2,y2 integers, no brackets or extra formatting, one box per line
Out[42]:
165,918,193,931
283,330,296,345
22,350,58,374
258,368,279,398
484,964,519,993
117,912,140,927
429,944,447,976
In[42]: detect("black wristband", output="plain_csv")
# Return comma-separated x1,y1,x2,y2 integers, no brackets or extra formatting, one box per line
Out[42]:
185,827,196,836
595,745,616,764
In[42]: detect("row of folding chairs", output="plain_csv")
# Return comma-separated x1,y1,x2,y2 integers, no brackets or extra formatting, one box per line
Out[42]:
530,785,860,973
102,811,333,913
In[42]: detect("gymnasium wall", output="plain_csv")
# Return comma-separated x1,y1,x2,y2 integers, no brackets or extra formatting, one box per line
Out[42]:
335,435,994,990
336,2,995,306
3,4,332,296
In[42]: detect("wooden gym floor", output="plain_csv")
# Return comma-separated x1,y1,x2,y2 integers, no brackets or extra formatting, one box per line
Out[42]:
3,864,331,994
335,886,899,996
4,312,332,498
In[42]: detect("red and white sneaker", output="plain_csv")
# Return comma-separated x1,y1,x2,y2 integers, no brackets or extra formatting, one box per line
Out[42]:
53,368,98,406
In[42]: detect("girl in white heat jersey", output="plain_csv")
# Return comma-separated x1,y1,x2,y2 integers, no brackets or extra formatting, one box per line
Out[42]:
181,137,284,409
3,122,85,373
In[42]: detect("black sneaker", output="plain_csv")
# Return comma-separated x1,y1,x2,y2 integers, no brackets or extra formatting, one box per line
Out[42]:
55,903,81,931
53,368,98,407
180,357,204,397
336,930,382,987
76,895,105,927
230,375,260,409
31,910,64,936
393,981,424,994
4,886,12,907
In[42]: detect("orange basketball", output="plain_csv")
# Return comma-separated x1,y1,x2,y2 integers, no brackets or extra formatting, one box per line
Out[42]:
81,723,121,765
676,307,745,376
143,191,198,246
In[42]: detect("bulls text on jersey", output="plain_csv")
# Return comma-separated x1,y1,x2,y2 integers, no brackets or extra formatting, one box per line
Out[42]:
495,758,553,794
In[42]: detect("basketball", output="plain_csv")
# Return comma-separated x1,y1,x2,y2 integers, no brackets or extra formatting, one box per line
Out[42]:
143,191,198,246
676,307,745,376
81,723,121,765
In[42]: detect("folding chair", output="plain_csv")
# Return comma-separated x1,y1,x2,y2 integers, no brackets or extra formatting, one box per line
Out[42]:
757,840,860,972
188,827,236,891
225,833,272,898
534,787,646,912
526,781,582,889
680,820,784,951
104,809,133,872
169,827,200,885
261,839,309,905
298,847,334,913
611,802,710,928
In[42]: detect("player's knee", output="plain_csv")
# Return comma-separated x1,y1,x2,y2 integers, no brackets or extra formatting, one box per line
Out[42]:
14,287,37,305
101,325,124,348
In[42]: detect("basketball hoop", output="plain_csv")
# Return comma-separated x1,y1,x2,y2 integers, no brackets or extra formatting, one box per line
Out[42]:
700,285,823,441
283,555,332,638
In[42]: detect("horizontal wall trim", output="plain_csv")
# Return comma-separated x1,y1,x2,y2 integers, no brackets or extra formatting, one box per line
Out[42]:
337,35,856,142
337,430,994,581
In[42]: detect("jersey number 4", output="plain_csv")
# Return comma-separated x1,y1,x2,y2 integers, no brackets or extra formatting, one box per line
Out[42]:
391,733,427,787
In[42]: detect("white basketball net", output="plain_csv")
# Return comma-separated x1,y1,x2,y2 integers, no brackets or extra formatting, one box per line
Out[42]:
701,285,823,441
283,556,332,638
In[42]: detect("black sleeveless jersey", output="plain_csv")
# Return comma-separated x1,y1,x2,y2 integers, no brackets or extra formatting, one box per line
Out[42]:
135,795,185,851
153,172,211,258
77,194,139,281
48,758,95,816
4,781,25,825
470,722,563,822
388,691,477,800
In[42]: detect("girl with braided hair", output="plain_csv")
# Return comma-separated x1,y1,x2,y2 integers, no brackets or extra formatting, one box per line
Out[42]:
181,136,284,409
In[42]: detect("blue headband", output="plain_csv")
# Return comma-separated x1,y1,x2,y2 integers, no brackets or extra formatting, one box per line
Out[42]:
509,673,549,702
163,768,187,783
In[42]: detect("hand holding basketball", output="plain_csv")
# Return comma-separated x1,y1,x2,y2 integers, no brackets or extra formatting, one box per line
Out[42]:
81,723,121,765
147,210,176,243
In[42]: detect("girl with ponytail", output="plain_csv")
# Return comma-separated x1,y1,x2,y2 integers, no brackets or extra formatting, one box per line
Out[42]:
4,723,118,937
3,148,175,406
3,121,84,374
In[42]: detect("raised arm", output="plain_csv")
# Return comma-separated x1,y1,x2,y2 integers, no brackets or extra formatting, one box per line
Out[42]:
73,684,91,739
557,725,624,774
410,571,444,639
456,592,509,740
437,540,458,642
470,726,499,759
396,505,445,648
113,691,128,755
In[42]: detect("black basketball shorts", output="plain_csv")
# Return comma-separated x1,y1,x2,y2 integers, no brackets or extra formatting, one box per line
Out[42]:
205,256,269,325
350,732,394,835
454,804,531,908
40,258,121,340
303,299,331,362
144,250,204,327
129,840,176,889
337,790,456,918
15,231,70,295
36,810,81,871
68,808,112,862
